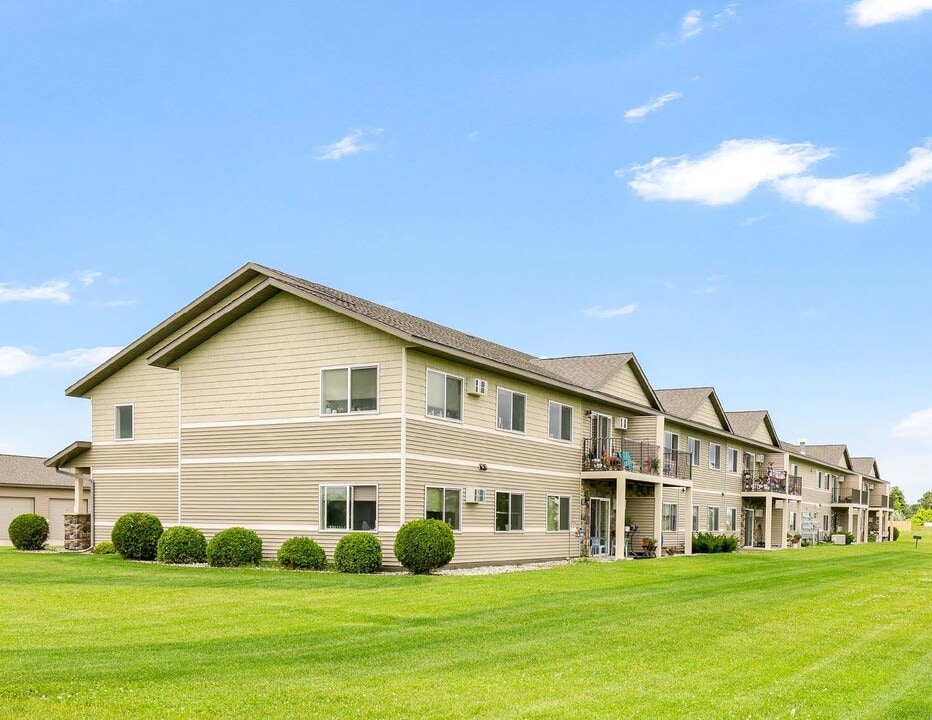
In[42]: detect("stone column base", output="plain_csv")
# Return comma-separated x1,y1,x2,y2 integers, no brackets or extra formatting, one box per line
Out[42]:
64,513,91,551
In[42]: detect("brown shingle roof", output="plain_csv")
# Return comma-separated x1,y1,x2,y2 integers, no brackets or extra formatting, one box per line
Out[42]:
851,456,879,478
0,454,88,488
725,411,768,440
532,354,634,391
655,387,715,421
801,444,849,468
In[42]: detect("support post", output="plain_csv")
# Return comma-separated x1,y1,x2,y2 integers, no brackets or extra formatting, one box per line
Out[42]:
764,498,773,549
615,479,626,560
653,483,663,557
684,486,693,556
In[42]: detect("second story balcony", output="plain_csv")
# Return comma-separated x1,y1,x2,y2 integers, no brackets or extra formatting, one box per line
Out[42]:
869,494,893,509
742,471,802,496
582,437,691,481
833,488,865,504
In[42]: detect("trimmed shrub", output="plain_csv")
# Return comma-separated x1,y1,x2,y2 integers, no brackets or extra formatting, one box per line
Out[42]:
277,536,326,570
334,532,382,573
112,512,164,560
893,526,900,541
844,531,855,545
8,513,49,551
157,526,208,564
692,531,739,554
394,519,455,574
92,541,116,555
206,527,262,567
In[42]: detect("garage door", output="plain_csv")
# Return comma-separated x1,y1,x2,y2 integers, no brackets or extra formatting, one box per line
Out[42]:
1,497,36,544
49,499,89,545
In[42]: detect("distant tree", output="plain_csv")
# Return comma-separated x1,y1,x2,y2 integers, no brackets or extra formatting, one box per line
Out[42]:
919,490,932,510
890,486,909,518
912,508,932,526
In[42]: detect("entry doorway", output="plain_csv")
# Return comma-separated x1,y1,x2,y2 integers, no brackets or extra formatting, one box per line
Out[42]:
589,497,611,557
743,508,755,547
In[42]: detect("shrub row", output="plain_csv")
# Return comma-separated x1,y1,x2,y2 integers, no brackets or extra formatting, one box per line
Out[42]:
692,531,740,554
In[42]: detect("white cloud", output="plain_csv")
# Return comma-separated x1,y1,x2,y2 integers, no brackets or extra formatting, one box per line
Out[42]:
625,91,683,122
467,131,479,142
77,270,101,287
623,139,832,206
774,142,932,222
0,280,70,304
0,345,122,376
848,0,932,26
315,128,384,161
584,304,637,319
679,3,738,41
892,408,932,442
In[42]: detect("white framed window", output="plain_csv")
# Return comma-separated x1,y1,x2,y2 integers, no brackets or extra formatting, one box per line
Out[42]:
115,404,134,440
692,504,699,530
547,495,571,531
495,491,524,532
688,437,700,467
662,503,678,532
725,507,737,531
548,402,573,442
709,443,722,470
727,447,739,474
664,431,679,452
822,514,830,532
426,369,463,421
817,471,822,489
321,365,378,415
708,506,720,532
320,484,378,531
425,486,461,531
790,511,798,532
496,388,526,433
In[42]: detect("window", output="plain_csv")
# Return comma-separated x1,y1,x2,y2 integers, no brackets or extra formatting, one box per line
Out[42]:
548,402,573,442
495,491,524,531
727,447,738,474
790,511,798,532
426,487,461,530
427,370,463,420
320,485,378,531
822,514,830,532
709,443,722,470
662,503,678,531
725,507,737,531
547,495,571,531
321,366,378,414
664,431,679,452
692,504,699,530
708,506,720,532
688,437,700,467
817,471,822,489
115,404,134,440
496,388,526,432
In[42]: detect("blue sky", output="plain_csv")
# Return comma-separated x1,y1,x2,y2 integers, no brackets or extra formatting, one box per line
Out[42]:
2,1,931,501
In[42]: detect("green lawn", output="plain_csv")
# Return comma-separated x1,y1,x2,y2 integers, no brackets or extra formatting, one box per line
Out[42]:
1,535,931,719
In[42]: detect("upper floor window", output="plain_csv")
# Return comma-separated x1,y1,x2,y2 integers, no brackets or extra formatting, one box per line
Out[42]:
115,404,134,440
426,486,461,531
320,484,378,531
817,471,823,489
321,366,378,414
427,369,463,421
727,447,739,474
709,443,722,470
664,431,679,452
688,437,700,467
548,402,573,442
496,388,526,433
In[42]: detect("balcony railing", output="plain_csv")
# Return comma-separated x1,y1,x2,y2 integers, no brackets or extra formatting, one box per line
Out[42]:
833,488,865,504
741,471,802,496
869,494,892,509
582,438,692,480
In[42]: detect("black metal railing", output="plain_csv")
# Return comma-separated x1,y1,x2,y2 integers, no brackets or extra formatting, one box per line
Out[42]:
741,471,802,496
582,438,690,480
833,488,865,504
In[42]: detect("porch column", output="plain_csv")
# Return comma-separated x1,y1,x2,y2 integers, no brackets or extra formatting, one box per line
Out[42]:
846,511,853,536
653,483,663,554
780,501,788,548
614,479,626,560
74,471,85,513
764,499,773,549
684,486,693,555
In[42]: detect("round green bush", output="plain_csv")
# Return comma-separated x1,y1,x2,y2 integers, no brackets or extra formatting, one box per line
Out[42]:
277,536,326,570
8,513,49,551
394,519,455,574
333,532,382,573
111,512,163,560
893,526,900,541
92,541,116,555
157,525,208,564
206,527,262,567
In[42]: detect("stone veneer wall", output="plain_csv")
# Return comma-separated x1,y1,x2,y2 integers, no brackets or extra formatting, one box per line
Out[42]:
64,513,91,551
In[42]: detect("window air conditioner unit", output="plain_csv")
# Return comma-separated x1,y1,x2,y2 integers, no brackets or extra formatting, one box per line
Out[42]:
465,487,486,504
755,454,765,464
467,379,488,397
614,416,628,431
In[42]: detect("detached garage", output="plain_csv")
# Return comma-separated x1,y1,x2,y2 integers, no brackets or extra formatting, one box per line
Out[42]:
0,454,90,546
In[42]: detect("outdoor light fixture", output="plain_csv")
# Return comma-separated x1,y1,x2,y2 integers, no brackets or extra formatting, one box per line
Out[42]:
479,463,488,471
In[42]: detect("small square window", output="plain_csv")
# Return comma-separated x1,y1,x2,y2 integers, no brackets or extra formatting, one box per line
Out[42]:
115,404,134,440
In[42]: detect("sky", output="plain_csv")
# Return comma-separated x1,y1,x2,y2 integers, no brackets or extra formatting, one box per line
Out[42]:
1,1,931,502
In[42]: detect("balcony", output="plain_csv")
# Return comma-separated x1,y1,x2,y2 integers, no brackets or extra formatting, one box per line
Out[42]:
833,489,865,504
742,471,802,496
869,494,893,509
582,438,691,481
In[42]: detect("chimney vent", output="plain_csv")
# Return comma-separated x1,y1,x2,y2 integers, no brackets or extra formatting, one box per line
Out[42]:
799,439,807,455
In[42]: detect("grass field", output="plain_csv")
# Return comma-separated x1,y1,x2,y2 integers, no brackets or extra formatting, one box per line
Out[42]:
1,534,931,719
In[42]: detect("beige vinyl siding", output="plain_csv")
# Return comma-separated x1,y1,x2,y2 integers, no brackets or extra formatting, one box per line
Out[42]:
661,486,686,549
770,505,786,547
93,471,178,529
179,293,405,423
78,442,178,468
624,492,656,549
89,357,179,442
750,421,774,445
623,415,661,443
597,363,652,406
691,396,725,429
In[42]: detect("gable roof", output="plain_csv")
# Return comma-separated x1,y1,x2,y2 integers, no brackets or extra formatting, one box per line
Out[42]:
1,454,89,488
799,444,853,471
725,410,781,448
532,353,660,409
70,263,659,414
655,387,732,432
851,456,881,480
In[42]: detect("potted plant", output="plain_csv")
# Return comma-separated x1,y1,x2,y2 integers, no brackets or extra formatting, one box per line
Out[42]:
648,457,661,475
642,537,658,554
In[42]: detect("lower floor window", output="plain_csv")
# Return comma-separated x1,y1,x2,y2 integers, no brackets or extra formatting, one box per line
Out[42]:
320,484,378,531
823,514,830,532
692,505,699,530
708,506,720,532
495,491,524,532
547,495,571,531
725,507,737,532
426,487,461,530
662,503,677,531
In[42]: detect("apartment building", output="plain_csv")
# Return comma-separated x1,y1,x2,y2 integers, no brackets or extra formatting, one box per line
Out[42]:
46,263,894,563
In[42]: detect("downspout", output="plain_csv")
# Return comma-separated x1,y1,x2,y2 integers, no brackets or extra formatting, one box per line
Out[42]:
53,467,95,553
399,346,407,526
